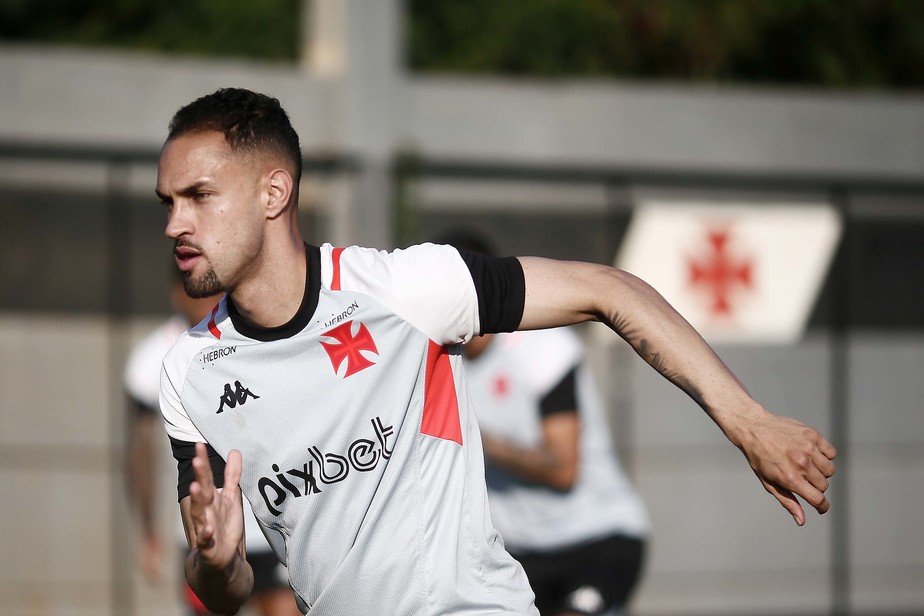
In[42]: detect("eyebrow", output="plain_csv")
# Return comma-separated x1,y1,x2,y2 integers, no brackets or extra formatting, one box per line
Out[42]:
155,180,212,203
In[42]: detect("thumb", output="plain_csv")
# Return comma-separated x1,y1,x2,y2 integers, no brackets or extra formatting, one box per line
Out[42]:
224,449,243,494
764,479,805,526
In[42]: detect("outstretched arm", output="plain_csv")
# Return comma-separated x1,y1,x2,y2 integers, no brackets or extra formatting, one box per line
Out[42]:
517,257,837,525
179,443,253,614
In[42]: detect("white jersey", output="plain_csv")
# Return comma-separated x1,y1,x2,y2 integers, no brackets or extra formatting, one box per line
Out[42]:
160,243,538,616
464,328,649,553
124,314,271,553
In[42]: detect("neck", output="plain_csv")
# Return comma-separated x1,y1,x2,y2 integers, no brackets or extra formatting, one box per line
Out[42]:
228,233,306,329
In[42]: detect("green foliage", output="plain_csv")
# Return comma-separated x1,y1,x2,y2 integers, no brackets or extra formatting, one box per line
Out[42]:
3,0,923,87
0,0,300,61
408,0,924,88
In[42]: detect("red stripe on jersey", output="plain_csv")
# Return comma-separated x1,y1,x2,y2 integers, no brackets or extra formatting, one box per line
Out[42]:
420,340,463,445
331,247,345,291
207,304,221,340
184,582,210,614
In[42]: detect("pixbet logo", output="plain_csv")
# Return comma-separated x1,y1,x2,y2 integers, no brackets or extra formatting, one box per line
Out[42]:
257,417,394,516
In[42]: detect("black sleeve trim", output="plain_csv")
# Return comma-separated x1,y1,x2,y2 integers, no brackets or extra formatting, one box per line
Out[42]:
457,250,525,334
170,437,226,502
539,367,579,418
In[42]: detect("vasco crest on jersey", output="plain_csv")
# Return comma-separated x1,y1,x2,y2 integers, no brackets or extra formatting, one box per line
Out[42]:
320,319,379,377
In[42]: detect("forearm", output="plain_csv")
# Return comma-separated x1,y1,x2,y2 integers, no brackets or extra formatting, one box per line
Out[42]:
519,258,766,444
126,417,158,540
481,433,575,490
185,547,253,615
603,267,764,439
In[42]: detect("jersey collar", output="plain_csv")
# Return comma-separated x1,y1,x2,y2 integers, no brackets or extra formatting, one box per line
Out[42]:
226,243,321,341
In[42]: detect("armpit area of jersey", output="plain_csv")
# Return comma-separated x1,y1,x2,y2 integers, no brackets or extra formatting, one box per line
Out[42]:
170,436,226,501
456,250,526,333
540,367,579,417
128,396,158,417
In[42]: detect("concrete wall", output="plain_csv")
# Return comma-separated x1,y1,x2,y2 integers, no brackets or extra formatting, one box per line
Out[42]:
3,314,922,615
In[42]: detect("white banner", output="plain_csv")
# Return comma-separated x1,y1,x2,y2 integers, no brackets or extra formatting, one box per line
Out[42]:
615,200,842,344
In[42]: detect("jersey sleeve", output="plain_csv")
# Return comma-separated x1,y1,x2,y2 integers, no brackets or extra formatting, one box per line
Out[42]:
455,249,526,335
159,342,226,500
518,327,584,402
170,437,226,501
538,367,579,418
324,243,525,344
159,360,205,443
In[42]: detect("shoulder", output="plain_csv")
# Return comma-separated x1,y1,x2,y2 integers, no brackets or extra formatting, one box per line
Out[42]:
123,315,188,398
498,328,584,389
318,242,466,291
125,316,186,371
162,303,226,379
504,327,583,360
317,243,480,344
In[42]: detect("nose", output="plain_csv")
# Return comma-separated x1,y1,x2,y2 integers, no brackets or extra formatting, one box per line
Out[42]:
165,202,192,240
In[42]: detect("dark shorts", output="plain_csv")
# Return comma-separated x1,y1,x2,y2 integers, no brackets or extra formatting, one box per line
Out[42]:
511,533,646,616
181,550,290,616
248,549,291,595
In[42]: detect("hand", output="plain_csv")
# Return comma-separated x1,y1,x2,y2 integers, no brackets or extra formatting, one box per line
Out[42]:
737,412,837,526
189,443,245,570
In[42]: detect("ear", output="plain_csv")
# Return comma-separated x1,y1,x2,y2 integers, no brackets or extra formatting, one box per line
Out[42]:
265,168,294,220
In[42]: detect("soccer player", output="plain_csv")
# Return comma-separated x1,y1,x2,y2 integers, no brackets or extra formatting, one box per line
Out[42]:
124,271,300,616
155,88,836,616
444,230,648,616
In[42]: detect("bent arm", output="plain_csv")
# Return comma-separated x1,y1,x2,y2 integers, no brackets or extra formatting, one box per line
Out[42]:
125,408,164,581
481,412,579,490
517,257,837,525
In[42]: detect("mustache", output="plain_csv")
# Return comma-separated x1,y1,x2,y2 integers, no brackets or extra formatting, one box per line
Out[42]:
174,239,204,254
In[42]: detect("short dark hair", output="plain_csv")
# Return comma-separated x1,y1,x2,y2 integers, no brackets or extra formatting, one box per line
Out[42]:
167,87,302,182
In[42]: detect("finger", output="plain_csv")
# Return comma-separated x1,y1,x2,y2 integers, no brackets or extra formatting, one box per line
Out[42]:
224,449,243,494
811,448,837,478
803,463,831,495
193,442,215,492
788,475,831,516
188,481,210,531
817,436,837,461
764,480,805,526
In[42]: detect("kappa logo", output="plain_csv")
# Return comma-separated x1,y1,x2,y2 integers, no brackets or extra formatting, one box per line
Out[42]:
320,320,379,377
216,380,260,414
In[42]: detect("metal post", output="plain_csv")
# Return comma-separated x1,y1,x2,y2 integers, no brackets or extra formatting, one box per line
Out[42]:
106,159,135,616
829,186,851,615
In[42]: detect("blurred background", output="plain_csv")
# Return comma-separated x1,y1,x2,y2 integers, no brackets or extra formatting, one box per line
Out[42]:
1,1,923,614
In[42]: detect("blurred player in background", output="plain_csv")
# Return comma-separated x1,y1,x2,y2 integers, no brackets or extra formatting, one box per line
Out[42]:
446,232,648,616
123,269,300,616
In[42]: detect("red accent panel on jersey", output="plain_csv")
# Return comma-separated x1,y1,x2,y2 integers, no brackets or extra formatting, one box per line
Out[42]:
184,582,210,614
420,341,463,446
331,247,345,291
207,304,221,340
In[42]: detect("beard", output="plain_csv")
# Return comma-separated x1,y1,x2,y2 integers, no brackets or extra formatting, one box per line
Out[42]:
183,268,223,298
